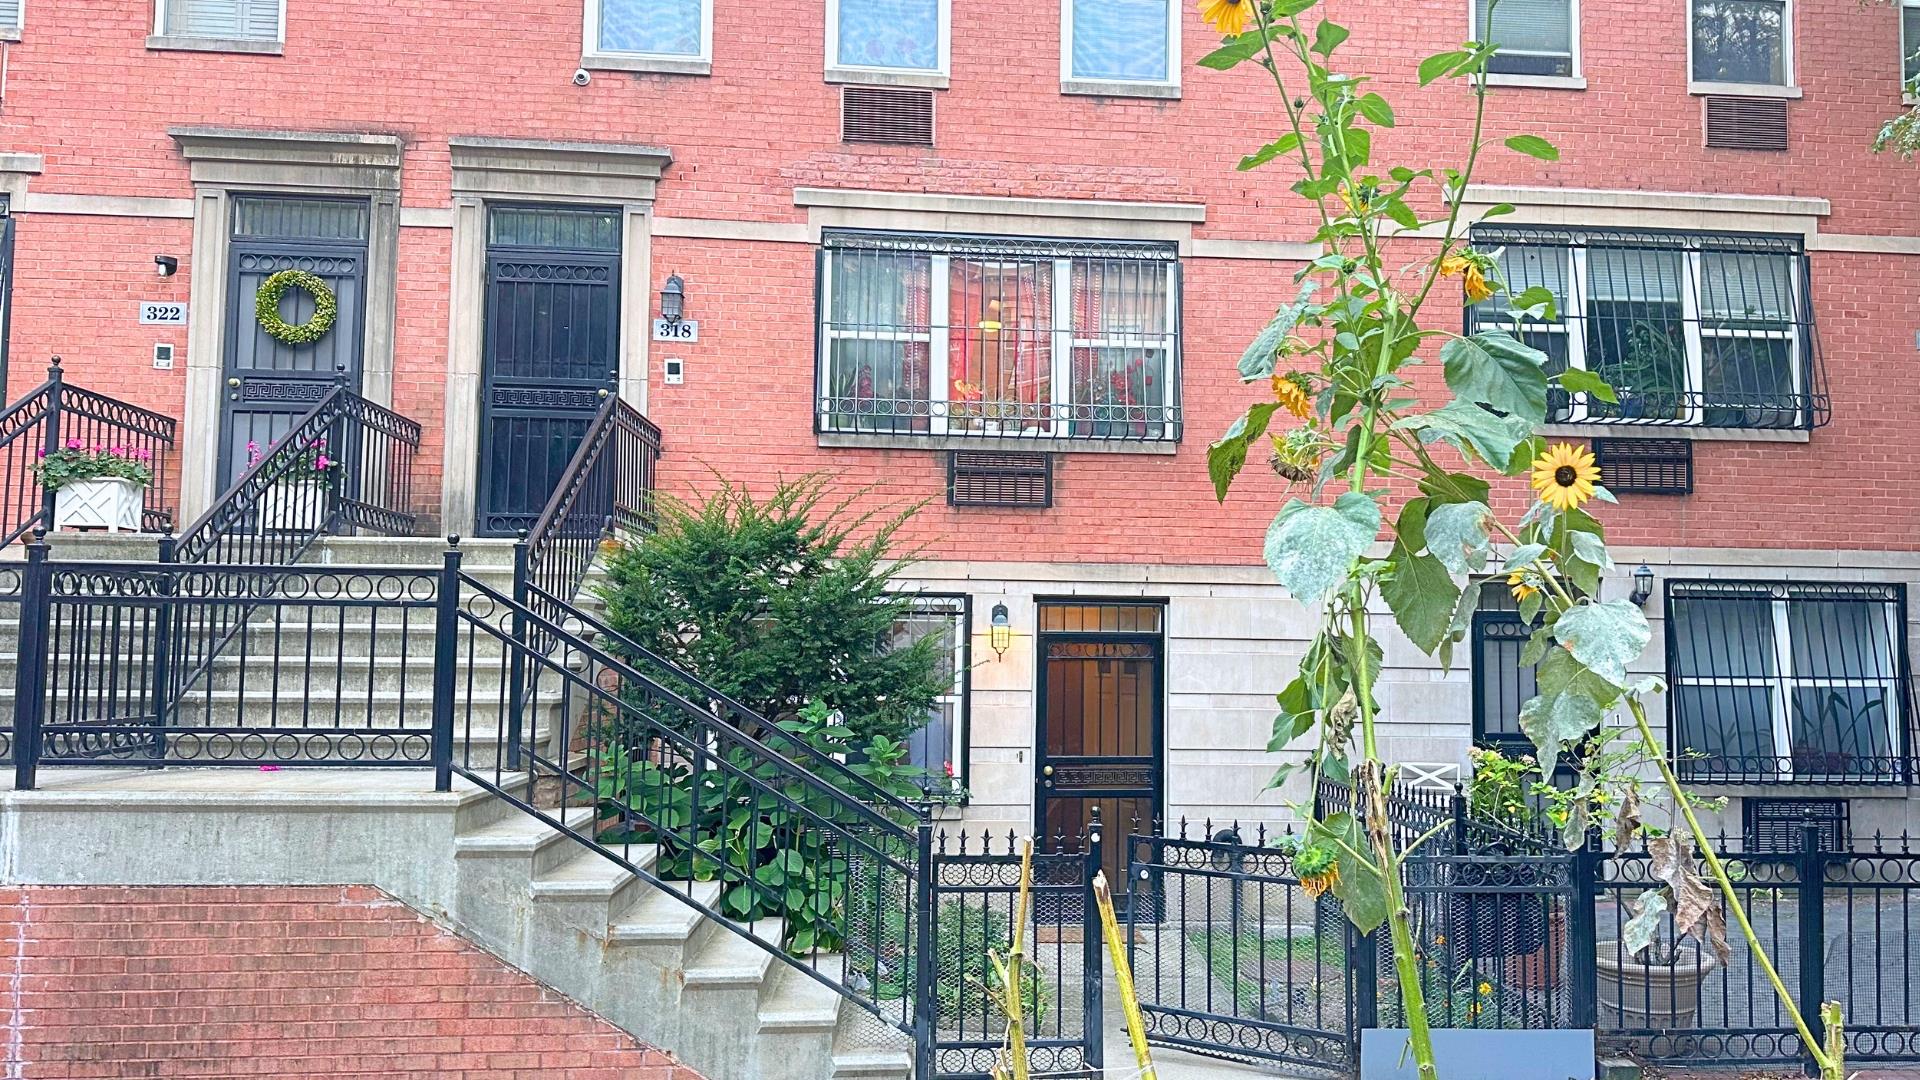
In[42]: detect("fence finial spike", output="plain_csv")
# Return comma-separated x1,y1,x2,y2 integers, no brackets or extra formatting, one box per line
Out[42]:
446,534,462,547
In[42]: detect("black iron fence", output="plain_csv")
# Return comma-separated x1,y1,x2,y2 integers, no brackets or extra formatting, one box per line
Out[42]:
0,356,178,546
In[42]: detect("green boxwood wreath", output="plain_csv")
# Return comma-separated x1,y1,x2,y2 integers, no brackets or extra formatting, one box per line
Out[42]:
254,269,338,346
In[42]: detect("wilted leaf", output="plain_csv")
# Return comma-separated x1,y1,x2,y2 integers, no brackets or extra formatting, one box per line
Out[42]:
1613,785,1643,851
1263,492,1380,606
1553,600,1652,689
1621,889,1669,958
1647,836,1730,964
1425,500,1493,575
1208,403,1283,502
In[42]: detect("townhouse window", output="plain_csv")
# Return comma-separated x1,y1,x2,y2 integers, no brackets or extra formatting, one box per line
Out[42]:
1472,0,1576,78
817,231,1182,444
1904,0,1920,88
1690,0,1790,86
888,595,970,801
1064,0,1178,86
1466,226,1827,431
1668,581,1913,784
829,0,946,72
159,0,282,41
1471,589,1540,756
0,0,19,35
589,0,708,60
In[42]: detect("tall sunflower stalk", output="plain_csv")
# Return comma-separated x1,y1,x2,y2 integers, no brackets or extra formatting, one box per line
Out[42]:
1200,3,1844,1078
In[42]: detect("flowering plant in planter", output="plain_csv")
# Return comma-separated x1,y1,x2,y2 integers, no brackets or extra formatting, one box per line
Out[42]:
1200,1,1845,1076
33,439,155,492
246,436,337,484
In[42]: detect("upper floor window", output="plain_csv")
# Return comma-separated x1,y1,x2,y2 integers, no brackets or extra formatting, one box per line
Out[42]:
0,0,20,35
1472,0,1576,78
1668,581,1912,784
1466,226,1827,431
1904,0,1919,89
1063,0,1178,87
816,231,1182,444
588,0,708,60
159,0,282,41
828,0,947,73
1690,0,1791,86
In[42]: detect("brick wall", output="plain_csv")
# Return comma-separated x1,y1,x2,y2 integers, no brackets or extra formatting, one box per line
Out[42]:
0,885,700,1080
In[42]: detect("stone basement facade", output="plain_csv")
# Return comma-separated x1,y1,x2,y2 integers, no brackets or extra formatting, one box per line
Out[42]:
0,0,1913,843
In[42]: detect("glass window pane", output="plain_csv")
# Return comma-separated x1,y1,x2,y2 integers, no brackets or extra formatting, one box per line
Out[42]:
1905,4,1920,82
1788,688,1895,775
836,0,940,70
1493,246,1572,318
1476,0,1573,56
1070,347,1165,437
1788,601,1895,680
829,251,931,329
598,0,703,56
1071,0,1170,81
233,197,370,242
1700,336,1795,427
1692,0,1787,84
889,599,967,796
826,339,930,432
167,0,279,39
487,206,622,252
948,258,1053,431
1672,597,1778,679
1675,686,1778,770
1700,252,1794,322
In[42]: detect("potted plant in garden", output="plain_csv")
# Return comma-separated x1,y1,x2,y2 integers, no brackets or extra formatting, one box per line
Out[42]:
37,439,155,532
1595,930,1718,1031
252,436,337,532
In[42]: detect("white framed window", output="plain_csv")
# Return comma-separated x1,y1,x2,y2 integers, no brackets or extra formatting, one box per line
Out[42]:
1468,226,1820,432
1669,581,1909,783
1061,0,1179,89
1471,0,1577,78
1903,0,1920,91
0,0,22,35
155,0,283,41
816,232,1182,444
1689,0,1792,87
585,0,711,64
889,595,970,801
826,0,949,75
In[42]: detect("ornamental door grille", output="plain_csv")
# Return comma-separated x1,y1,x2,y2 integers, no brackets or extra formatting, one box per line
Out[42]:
1035,601,1164,912
218,196,369,491
477,205,622,537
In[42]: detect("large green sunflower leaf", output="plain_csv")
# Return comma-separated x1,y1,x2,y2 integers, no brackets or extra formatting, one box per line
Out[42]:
1441,331,1550,422
1263,492,1380,605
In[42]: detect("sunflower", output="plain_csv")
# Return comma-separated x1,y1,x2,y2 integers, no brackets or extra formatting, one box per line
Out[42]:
1198,0,1253,36
1271,371,1313,418
1299,864,1340,899
1438,250,1499,303
1478,981,1494,997
1530,442,1602,512
1507,570,1539,603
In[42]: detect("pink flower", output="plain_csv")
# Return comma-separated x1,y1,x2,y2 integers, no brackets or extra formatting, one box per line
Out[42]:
35,449,45,459
135,448,152,462
314,455,330,470
64,438,81,450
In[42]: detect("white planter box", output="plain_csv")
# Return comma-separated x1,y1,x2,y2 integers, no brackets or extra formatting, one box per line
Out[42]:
258,480,328,532
52,478,145,533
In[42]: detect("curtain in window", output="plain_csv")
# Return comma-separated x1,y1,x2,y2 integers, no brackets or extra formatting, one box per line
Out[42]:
888,601,966,797
1691,0,1787,84
599,0,703,56
1070,0,1170,82
1070,260,1167,437
836,0,939,69
826,251,931,433
948,258,1052,431
1476,0,1573,74
166,0,281,39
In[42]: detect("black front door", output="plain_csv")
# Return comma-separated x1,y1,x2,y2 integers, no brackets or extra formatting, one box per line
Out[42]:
219,196,369,490
476,205,622,537
1035,600,1165,908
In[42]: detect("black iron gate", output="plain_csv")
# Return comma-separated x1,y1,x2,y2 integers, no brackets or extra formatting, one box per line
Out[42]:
476,204,622,537
219,195,368,490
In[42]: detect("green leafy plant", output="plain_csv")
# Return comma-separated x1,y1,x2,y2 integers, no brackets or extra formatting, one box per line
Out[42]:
246,436,337,483
33,439,154,492
1198,2,1844,1075
597,474,948,745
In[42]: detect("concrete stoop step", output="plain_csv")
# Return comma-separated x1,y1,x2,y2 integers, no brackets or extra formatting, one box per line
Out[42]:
447,806,913,1080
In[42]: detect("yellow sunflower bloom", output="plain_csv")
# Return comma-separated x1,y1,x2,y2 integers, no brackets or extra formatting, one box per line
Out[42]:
1530,442,1602,512
1507,571,1539,603
1439,255,1472,278
1300,865,1340,898
1271,372,1313,419
1478,981,1493,997
1462,264,1495,303
1198,0,1253,36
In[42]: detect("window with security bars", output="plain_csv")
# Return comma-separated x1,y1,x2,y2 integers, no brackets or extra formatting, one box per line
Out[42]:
1667,581,1914,784
1473,0,1575,77
1904,0,1920,88
817,232,1181,443
1471,588,1540,755
162,0,282,40
887,595,969,800
1466,226,1825,431
1691,0,1790,85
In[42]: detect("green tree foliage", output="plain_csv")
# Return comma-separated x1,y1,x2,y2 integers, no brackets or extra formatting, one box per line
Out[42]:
597,474,946,744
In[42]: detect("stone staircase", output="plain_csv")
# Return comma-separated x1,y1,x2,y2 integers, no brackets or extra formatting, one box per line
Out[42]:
5,532,917,1080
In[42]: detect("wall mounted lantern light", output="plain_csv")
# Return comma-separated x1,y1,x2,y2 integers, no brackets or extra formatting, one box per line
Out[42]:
154,255,178,277
1630,564,1656,608
660,273,685,324
989,603,1012,659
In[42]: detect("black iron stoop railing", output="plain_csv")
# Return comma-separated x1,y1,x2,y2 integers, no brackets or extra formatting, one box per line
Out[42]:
0,356,179,545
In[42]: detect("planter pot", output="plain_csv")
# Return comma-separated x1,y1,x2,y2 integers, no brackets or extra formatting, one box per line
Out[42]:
1596,945,1716,1029
257,480,328,533
52,478,145,532
1360,1027,1595,1080
1508,908,1567,991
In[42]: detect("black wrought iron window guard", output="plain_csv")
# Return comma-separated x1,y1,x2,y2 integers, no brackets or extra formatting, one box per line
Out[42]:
815,230,1183,444
888,593,970,801
1666,580,1915,784
1466,226,1828,431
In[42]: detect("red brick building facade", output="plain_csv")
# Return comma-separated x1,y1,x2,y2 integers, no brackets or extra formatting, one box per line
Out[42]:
0,0,1914,835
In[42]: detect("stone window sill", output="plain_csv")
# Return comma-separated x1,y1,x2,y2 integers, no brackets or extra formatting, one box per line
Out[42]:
582,53,711,76
146,34,283,55
1486,73,1587,90
0,27,20,42
1688,80,1802,98
818,432,1177,455
824,66,948,90
1061,79,1180,100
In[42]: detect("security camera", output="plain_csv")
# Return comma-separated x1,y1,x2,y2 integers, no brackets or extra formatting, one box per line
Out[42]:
572,68,592,86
